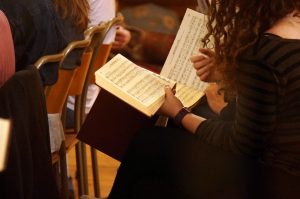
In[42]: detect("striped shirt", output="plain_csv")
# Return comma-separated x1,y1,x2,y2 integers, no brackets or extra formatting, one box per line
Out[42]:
196,33,300,176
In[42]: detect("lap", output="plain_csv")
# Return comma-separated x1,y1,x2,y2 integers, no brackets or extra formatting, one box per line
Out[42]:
126,127,258,199
114,127,300,199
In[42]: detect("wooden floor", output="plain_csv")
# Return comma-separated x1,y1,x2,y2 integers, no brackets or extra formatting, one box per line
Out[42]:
67,143,120,199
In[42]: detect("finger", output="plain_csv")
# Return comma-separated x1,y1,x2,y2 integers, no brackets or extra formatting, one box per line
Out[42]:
193,58,213,70
199,48,214,57
199,71,210,81
190,53,208,63
196,64,212,76
164,86,175,96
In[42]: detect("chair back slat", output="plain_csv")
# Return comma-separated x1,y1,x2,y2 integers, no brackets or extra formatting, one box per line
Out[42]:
68,51,92,95
46,69,77,113
79,15,124,121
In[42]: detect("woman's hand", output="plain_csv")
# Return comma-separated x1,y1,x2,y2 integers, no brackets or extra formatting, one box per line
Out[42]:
205,83,228,115
159,86,206,134
158,86,183,118
112,26,131,50
190,48,216,82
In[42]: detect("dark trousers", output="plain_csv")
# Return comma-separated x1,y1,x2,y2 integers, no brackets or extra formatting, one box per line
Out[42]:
108,126,300,199
108,127,263,199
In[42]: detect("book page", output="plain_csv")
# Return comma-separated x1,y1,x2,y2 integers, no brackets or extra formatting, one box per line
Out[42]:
95,54,176,116
0,118,11,172
160,8,209,92
175,83,206,108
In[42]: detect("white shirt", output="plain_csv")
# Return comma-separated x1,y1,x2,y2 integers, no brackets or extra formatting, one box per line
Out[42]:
88,0,116,44
67,0,116,113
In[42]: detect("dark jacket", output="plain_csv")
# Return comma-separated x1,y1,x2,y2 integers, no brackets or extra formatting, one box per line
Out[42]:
0,66,59,199
59,18,85,69
0,0,67,85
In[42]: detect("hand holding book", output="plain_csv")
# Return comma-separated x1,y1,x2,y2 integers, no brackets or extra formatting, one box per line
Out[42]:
95,54,176,117
78,8,212,161
190,48,216,82
157,86,184,119
95,9,211,117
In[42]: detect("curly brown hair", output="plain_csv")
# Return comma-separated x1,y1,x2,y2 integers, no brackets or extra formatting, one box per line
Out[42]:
203,0,300,96
53,0,89,32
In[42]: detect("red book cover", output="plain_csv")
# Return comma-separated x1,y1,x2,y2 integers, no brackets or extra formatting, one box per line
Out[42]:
77,89,157,161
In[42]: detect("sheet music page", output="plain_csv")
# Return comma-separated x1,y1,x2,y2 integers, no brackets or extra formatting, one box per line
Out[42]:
0,118,11,172
96,54,175,107
160,8,209,92
176,83,206,108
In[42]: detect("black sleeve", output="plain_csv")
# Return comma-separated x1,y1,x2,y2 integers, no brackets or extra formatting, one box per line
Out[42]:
195,60,278,158
219,100,236,121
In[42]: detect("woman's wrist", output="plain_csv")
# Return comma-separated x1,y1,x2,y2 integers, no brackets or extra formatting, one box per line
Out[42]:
173,107,191,126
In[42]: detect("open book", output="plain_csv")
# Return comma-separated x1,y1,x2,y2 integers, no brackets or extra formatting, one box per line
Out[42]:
95,8,210,117
78,8,211,161
0,118,11,172
95,54,176,117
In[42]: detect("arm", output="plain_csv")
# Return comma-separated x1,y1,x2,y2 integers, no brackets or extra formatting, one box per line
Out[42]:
160,59,278,157
196,60,278,157
191,49,227,115
159,87,206,134
205,83,228,115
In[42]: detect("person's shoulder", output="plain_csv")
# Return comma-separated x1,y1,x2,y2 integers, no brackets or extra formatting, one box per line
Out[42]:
266,14,300,40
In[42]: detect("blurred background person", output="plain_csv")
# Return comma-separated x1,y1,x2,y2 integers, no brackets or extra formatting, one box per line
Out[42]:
0,10,15,87
52,0,90,70
0,0,66,85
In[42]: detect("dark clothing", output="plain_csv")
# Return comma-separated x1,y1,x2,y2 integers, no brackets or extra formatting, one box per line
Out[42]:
109,128,259,199
0,66,59,199
0,0,66,85
191,96,219,119
219,100,236,121
197,34,300,176
59,18,84,69
109,128,300,199
192,96,236,121
109,34,300,198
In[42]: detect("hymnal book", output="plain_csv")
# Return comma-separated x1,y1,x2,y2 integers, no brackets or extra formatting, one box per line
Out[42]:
95,54,176,117
77,89,157,161
95,8,209,117
0,118,11,172
78,8,210,161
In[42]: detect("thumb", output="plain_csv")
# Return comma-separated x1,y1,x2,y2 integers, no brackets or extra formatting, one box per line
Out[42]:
164,86,175,96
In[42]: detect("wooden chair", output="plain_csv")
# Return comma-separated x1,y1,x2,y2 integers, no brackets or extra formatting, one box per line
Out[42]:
64,24,107,196
35,52,73,199
70,15,123,198
34,38,93,199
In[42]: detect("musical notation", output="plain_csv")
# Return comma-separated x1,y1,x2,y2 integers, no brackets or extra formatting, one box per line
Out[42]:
98,54,175,106
161,8,210,91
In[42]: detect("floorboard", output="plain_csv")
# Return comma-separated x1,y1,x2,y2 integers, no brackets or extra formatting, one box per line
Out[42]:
67,145,120,199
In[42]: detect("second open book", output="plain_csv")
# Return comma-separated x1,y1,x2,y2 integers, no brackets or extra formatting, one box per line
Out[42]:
95,8,210,117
